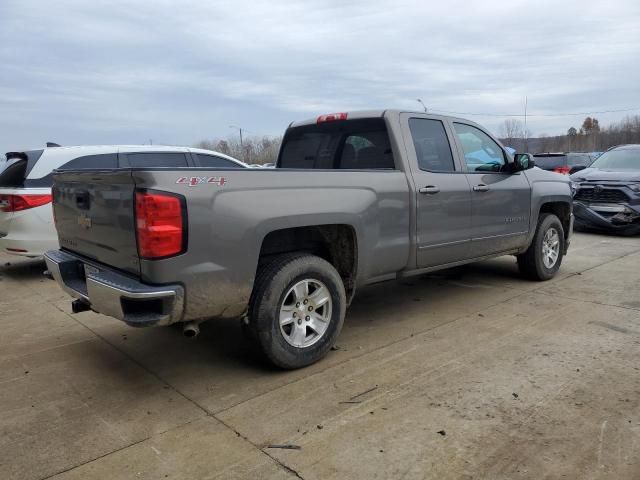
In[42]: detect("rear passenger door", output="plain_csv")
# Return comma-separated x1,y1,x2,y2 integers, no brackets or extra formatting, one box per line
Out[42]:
401,114,473,268
451,122,531,256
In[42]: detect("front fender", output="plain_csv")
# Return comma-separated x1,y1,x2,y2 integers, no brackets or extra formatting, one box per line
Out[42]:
524,169,573,249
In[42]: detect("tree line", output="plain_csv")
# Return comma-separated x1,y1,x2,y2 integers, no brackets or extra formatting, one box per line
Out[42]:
195,136,282,165
499,115,640,153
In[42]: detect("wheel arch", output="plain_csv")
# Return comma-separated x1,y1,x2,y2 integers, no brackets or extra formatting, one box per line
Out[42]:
526,195,573,254
539,201,572,251
257,224,358,303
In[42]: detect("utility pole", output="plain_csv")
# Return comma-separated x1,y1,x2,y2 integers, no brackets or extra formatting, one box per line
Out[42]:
416,98,428,113
229,125,244,160
229,125,243,149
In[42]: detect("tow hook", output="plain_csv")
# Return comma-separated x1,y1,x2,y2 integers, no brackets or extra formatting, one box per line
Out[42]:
43,270,54,280
71,299,91,314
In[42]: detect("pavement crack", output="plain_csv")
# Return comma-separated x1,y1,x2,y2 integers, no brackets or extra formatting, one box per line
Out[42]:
40,434,155,480
54,306,305,479
207,415,305,479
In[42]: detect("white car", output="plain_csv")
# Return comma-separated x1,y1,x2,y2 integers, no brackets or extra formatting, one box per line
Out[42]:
0,145,247,257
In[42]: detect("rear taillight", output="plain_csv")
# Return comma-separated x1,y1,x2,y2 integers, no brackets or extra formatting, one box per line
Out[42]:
317,112,348,123
553,166,571,175
135,191,186,259
0,194,52,212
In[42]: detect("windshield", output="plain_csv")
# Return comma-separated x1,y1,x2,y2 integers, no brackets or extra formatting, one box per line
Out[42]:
590,148,640,170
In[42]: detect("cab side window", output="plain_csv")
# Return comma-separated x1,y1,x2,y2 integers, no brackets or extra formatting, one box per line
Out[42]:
408,119,456,172
453,123,506,173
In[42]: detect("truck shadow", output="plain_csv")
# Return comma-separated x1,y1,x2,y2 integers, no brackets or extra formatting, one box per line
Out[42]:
51,257,537,414
122,257,527,375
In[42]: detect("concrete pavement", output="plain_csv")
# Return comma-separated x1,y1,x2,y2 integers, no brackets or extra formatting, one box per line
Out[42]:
1,232,639,479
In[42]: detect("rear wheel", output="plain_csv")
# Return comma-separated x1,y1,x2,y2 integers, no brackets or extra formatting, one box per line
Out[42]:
248,253,346,369
517,213,565,281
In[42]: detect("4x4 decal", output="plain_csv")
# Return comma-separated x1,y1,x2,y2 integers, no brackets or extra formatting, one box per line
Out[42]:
176,176,226,187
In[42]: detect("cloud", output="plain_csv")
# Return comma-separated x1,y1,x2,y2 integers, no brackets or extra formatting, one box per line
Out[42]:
1,0,639,151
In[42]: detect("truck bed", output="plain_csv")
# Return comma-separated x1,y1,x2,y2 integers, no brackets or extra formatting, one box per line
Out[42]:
51,167,412,322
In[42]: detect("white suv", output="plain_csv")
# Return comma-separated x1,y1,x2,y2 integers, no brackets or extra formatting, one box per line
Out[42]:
0,145,246,257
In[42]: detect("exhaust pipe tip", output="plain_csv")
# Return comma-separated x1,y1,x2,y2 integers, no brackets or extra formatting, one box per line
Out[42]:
183,322,200,338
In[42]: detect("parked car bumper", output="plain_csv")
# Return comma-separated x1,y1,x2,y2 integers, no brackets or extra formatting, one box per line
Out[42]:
0,203,58,257
44,249,185,326
0,233,57,257
573,201,640,235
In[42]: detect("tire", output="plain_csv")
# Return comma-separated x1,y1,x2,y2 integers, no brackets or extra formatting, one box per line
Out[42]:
247,253,346,369
517,213,565,281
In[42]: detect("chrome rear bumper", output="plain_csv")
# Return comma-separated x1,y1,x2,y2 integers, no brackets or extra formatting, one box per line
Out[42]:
44,249,184,327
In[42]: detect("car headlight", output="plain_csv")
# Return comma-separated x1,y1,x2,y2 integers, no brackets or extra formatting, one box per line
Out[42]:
629,184,640,193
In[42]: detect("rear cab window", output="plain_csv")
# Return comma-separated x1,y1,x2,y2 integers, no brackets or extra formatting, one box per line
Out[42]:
278,118,395,169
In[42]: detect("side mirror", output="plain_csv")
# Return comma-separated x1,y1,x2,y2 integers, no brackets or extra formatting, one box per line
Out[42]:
569,165,587,175
513,153,535,171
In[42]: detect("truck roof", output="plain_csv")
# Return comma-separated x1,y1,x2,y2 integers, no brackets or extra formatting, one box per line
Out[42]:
288,109,474,128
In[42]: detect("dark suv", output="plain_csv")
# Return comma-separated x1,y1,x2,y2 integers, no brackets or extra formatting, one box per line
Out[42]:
533,153,594,175
570,144,640,235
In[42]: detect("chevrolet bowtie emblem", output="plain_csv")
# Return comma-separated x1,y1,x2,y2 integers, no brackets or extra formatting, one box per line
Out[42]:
78,214,92,229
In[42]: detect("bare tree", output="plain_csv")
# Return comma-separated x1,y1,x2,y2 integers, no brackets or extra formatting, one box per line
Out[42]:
195,135,282,165
499,119,525,147
503,115,640,153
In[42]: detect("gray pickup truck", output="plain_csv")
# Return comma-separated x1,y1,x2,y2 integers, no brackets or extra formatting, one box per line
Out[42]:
45,110,573,368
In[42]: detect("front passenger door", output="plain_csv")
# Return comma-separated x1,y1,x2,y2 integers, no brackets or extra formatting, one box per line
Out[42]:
451,122,531,256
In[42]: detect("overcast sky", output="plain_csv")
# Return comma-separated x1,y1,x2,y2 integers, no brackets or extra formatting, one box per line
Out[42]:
1,0,639,152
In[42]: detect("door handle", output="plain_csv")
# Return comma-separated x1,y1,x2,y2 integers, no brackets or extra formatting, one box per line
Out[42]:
419,185,440,195
473,184,490,192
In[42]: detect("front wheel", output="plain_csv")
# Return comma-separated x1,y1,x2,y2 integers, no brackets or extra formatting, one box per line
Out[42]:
248,253,346,369
517,213,565,281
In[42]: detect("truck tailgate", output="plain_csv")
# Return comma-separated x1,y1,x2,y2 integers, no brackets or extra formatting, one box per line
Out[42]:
52,170,140,275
